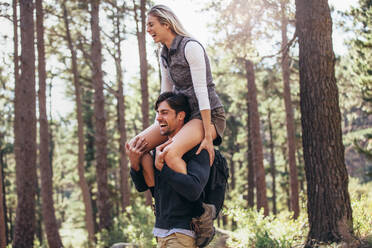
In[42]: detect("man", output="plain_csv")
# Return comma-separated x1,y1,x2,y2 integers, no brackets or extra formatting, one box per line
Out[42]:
126,92,215,248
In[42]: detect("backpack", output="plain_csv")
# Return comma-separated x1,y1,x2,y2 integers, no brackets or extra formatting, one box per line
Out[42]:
203,149,229,219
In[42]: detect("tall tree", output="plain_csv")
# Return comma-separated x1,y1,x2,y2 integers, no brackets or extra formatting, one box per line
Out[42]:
245,59,269,215
209,0,269,215
105,0,131,211
62,1,96,244
0,2,20,246
13,0,19,87
267,108,277,215
280,0,299,219
90,0,112,231
295,0,357,246
247,100,255,208
0,151,6,248
35,0,63,247
133,0,152,205
13,0,37,247
133,0,149,129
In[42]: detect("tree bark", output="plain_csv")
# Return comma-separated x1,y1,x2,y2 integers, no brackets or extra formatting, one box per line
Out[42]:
36,1,64,247
2,2,19,246
247,99,255,208
112,4,131,211
137,0,149,130
90,0,112,231
267,109,277,215
62,2,96,244
13,0,37,247
295,0,357,246
133,0,152,206
0,151,6,248
283,157,291,211
13,0,19,87
280,0,300,219
245,59,269,216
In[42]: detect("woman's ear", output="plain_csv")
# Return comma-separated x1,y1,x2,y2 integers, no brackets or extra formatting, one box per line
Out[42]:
163,23,170,30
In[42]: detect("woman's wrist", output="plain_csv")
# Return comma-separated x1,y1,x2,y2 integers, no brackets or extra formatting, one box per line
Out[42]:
204,133,213,141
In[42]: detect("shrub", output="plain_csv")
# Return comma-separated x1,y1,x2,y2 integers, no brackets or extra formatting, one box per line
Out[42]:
96,204,155,248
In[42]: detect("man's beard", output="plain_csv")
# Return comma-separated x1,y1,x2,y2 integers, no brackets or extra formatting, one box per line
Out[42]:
160,128,172,136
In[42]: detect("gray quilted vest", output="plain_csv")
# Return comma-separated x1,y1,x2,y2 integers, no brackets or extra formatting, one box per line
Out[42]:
160,35,223,117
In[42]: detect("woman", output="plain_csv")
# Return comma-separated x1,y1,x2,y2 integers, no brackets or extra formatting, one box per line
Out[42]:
130,4,225,181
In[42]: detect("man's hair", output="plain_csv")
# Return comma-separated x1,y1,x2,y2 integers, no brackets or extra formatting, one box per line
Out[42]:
155,92,191,122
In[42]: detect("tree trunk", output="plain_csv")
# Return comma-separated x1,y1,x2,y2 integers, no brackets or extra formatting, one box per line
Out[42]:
133,0,152,206
280,0,300,219
245,59,269,216
62,2,96,244
297,148,305,192
1,2,19,246
35,1,63,247
112,7,131,211
247,99,254,208
82,89,98,233
267,109,277,215
283,157,291,211
0,151,6,248
90,0,112,231
13,1,37,247
295,0,357,246
13,0,19,87
138,0,149,130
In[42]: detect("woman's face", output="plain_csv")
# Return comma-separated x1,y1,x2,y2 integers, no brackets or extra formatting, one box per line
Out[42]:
146,14,170,44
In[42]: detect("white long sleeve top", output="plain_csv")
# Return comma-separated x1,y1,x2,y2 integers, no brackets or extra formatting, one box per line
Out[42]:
160,41,211,110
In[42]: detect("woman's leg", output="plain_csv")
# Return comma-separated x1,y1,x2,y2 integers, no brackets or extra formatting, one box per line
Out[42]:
129,123,168,151
164,119,217,174
142,152,155,187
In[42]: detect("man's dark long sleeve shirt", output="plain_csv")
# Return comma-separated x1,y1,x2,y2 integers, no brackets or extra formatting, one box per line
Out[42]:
130,145,210,230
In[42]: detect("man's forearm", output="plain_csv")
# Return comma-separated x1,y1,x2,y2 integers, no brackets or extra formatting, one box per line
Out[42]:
130,167,149,192
160,150,210,201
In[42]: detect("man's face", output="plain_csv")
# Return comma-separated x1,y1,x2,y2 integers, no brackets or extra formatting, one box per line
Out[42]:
156,101,183,137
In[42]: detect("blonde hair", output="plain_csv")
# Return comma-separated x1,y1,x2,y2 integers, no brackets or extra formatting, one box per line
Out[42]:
148,5,192,38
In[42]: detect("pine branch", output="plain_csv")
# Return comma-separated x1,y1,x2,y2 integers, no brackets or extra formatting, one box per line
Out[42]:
260,29,298,61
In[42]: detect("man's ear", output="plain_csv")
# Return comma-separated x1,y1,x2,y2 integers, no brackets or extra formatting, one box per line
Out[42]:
178,111,186,121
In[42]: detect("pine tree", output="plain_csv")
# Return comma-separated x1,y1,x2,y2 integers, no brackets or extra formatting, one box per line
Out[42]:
62,0,95,244
13,0,37,246
295,0,358,246
90,0,112,231
280,0,299,219
35,0,63,246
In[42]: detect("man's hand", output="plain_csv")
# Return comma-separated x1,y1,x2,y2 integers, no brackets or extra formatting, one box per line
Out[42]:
125,136,148,171
155,139,173,171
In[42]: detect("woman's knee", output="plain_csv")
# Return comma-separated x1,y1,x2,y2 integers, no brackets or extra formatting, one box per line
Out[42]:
164,146,187,174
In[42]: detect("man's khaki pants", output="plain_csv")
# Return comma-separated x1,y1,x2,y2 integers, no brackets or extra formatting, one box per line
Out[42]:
156,233,196,248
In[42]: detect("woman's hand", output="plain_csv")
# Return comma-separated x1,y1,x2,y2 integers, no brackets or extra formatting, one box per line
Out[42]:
155,139,173,171
125,136,148,171
196,136,215,166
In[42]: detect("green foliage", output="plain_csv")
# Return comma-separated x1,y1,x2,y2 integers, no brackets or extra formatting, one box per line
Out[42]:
96,204,155,248
224,207,308,248
221,179,372,248
338,0,372,182
348,178,372,238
